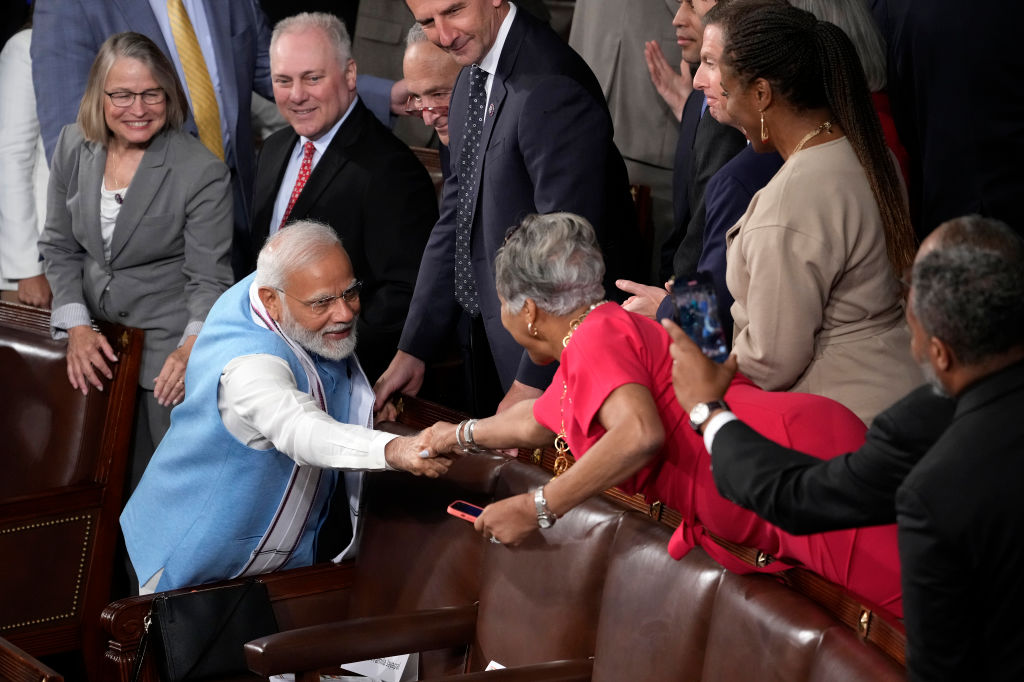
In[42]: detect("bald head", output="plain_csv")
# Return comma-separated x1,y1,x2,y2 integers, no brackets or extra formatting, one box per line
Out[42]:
403,36,461,145
916,214,1024,264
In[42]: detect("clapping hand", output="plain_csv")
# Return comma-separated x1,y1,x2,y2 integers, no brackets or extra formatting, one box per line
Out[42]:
644,40,693,122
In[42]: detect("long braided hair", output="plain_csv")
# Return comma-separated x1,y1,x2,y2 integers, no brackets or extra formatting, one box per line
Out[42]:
717,2,916,275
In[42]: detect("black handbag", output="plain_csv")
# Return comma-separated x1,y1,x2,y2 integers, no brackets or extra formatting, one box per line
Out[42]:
131,580,279,682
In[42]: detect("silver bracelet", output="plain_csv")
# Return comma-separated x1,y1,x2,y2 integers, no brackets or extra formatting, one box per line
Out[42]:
455,419,469,453
465,418,481,452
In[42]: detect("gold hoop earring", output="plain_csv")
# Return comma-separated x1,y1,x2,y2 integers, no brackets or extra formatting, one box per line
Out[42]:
527,321,539,338
760,110,768,143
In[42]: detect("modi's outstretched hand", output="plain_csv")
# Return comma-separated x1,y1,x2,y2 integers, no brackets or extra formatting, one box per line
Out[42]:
662,319,737,413
384,431,453,478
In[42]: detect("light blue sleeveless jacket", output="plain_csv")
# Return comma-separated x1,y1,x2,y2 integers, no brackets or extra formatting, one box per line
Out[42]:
121,273,370,590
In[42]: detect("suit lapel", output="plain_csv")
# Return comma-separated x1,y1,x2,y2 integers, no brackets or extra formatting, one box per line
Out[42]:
108,132,171,262
253,129,298,240
200,1,239,140
290,102,364,219
463,11,523,228
78,142,108,263
112,0,168,54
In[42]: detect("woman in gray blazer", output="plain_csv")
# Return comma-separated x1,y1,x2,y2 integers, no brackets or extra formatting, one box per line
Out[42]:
39,32,233,489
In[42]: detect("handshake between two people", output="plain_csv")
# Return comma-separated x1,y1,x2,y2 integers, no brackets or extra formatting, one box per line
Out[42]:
382,413,520,477
381,419,512,479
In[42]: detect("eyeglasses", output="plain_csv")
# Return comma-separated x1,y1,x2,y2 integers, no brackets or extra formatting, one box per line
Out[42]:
275,280,363,315
403,92,451,118
104,88,166,107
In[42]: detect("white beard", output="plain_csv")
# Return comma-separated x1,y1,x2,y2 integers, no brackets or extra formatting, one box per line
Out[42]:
279,306,358,361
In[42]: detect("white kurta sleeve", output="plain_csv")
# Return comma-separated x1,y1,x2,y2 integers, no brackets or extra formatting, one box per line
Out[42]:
219,354,396,469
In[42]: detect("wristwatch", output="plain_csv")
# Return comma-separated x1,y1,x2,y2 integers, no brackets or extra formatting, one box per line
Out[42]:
534,486,557,528
688,400,729,433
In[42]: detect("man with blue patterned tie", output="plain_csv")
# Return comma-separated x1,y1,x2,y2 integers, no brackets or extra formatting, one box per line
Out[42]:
374,0,638,417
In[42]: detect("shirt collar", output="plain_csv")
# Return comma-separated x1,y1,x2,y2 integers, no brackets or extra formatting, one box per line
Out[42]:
298,95,359,156
478,1,517,76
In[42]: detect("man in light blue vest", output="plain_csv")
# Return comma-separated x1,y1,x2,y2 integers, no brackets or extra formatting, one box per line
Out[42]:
121,221,452,593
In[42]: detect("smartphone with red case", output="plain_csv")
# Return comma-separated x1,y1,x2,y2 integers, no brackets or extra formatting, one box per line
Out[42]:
447,500,484,522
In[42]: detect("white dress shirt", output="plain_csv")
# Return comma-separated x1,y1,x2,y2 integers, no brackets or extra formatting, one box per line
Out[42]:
269,97,358,234
218,353,397,469
478,1,517,101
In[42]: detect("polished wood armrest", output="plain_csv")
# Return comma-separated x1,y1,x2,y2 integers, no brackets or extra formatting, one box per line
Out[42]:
244,604,478,677
419,659,593,682
0,636,64,682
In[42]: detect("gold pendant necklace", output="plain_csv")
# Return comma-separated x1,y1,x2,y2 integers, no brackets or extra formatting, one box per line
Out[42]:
791,120,833,156
552,300,607,476
107,151,128,204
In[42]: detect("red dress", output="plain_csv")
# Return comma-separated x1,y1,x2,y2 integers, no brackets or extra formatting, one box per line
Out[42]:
533,303,903,617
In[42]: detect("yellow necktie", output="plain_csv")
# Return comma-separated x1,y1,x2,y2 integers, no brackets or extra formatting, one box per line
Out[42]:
166,0,224,160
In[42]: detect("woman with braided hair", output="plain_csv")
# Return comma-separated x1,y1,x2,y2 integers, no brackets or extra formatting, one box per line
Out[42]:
715,1,920,425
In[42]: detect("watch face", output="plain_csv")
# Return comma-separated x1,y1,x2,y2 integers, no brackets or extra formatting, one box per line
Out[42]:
538,516,553,529
690,403,710,425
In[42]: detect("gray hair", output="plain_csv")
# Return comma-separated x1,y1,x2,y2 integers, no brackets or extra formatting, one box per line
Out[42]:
78,31,189,145
256,221,343,291
406,23,428,46
911,216,1024,366
495,213,606,315
272,12,352,66
788,0,887,91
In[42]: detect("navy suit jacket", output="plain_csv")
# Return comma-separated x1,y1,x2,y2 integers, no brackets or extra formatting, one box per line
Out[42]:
670,107,747,280
399,10,635,391
662,90,703,281
252,100,437,383
697,146,783,342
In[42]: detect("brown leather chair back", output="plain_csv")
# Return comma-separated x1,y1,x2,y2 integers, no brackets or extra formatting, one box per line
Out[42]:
591,512,725,682
0,318,102,498
468,461,626,672
0,302,142,679
700,570,905,681
347,453,506,619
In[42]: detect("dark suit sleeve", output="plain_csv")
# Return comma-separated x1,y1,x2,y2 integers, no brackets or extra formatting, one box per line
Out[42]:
249,0,273,100
696,170,746,341
355,75,396,128
672,117,746,278
399,165,461,361
360,151,438,331
510,74,617,389
711,385,954,533
897,485,973,680
31,0,95,163
517,73,614,227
